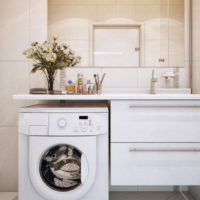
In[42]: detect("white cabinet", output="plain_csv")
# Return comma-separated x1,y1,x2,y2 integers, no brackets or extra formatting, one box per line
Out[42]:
111,100,200,186
111,101,200,142
111,143,200,186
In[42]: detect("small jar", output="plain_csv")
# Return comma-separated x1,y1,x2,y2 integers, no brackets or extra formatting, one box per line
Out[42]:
65,80,75,94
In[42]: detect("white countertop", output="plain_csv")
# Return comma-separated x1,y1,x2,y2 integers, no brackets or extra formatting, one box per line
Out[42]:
13,88,200,101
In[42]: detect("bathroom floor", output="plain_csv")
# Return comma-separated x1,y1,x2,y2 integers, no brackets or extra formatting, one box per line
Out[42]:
110,192,194,200
0,192,194,200
0,193,18,200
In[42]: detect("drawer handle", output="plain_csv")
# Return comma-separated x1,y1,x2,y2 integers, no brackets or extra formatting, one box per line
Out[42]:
129,105,200,108
129,148,200,152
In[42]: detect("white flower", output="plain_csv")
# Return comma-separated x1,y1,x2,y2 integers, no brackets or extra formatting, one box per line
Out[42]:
46,52,57,62
62,43,69,49
23,48,34,57
31,42,38,46
53,35,58,40
64,49,70,55
42,43,53,52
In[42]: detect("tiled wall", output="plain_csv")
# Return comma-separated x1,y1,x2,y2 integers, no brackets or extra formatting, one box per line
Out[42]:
189,0,200,197
48,0,190,89
0,0,47,191
192,0,200,93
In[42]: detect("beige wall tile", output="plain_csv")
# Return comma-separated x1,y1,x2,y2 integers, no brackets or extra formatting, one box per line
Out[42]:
78,5,97,21
48,5,79,25
135,5,160,22
169,0,184,5
135,0,161,5
192,0,200,93
115,5,135,19
192,61,200,94
30,0,47,43
96,5,116,21
96,0,116,5
49,0,79,5
0,0,29,60
78,0,97,5
116,0,135,5
0,127,18,192
0,62,30,126
192,20,200,62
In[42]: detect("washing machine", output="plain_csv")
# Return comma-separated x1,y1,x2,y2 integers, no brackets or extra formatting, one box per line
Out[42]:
18,103,108,200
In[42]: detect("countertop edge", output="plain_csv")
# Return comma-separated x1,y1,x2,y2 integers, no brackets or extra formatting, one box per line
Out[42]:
13,94,200,101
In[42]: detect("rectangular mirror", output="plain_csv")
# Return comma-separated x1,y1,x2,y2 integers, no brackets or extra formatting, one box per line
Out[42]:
48,0,187,68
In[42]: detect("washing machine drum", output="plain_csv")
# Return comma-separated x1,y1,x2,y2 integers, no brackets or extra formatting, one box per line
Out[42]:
29,136,97,200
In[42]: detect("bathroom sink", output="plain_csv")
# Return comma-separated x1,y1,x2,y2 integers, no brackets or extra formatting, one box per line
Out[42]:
102,88,191,95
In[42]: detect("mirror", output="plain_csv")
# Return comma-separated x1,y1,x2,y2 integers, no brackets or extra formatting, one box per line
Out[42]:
48,0,186,68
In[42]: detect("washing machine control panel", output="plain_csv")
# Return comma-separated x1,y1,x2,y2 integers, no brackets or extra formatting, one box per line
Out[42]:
49,113,108,136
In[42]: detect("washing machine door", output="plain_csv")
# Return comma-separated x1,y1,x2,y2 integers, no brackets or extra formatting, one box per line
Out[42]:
29,136,97,200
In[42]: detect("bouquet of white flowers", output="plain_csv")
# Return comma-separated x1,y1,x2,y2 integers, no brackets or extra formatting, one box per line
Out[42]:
23,36,81,93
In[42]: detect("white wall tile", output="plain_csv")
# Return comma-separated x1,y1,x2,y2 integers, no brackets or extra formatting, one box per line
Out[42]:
179,62,190,88
0,62,30,126
30,0,47,43
192,0,200,93
0,127,18,192
192,61,200,94
66,68,102,84
101,68,138,88
138,68,174,88
0,0,29,60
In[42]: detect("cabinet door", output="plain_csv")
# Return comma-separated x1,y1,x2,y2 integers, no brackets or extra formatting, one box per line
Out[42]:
111,143,200,186
111,101,200,142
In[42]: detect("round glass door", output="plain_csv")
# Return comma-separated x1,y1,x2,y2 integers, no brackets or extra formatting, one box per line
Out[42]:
40,144,82,192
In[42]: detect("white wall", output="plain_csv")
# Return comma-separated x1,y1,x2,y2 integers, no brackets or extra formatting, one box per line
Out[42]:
0,0,47,192
189,0,200,197
192,0,200,93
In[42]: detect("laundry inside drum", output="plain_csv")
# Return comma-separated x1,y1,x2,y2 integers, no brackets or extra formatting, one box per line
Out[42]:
40,144,82,192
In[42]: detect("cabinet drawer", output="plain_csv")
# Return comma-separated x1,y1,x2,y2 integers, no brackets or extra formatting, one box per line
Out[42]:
111,143,200,186
111,101,200,142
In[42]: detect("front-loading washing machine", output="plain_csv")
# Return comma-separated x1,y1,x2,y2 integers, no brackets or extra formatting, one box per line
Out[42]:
18,103,108,200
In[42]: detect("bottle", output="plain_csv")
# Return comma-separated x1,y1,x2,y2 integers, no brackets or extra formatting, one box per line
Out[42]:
66,80,75,94
77,73,83,94
86,80,93,95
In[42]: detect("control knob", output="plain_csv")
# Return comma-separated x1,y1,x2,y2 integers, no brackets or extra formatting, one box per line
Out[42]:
58,119,67,128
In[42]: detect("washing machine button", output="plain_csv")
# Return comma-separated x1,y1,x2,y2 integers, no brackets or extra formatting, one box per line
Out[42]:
58,119,67,128
80,127,88,132
97,125,101,131
74,126,79,132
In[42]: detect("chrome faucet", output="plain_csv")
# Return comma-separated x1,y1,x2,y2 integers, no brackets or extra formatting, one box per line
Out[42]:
150,70,158,95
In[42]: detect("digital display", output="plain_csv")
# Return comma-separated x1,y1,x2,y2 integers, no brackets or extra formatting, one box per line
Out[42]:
79,116,88,120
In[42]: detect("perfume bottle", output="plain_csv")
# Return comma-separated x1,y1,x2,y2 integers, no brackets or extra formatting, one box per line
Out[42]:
77,73,83,94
